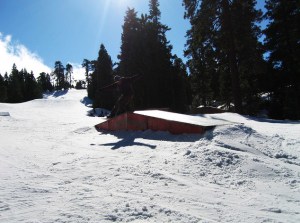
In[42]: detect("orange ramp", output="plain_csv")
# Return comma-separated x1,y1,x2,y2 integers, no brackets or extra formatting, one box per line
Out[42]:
95,110,230,134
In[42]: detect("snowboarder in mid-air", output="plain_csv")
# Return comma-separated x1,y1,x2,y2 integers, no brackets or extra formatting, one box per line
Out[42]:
100,74,142,118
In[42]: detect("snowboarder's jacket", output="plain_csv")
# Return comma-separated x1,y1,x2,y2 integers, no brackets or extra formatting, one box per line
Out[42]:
100,74,141,96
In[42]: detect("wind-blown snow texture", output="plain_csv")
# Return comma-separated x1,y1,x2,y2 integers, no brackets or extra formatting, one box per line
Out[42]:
0,89,299,223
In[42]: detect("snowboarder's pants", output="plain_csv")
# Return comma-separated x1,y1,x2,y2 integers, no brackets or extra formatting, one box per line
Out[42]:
111,94,133,117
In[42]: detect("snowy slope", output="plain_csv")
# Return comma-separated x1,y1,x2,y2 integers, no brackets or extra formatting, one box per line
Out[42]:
0,89,299,223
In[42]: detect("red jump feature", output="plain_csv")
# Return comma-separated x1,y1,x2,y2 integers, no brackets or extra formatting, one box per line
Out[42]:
95,110,229,134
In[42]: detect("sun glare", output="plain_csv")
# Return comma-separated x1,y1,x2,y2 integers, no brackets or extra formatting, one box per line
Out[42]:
119,0,127,4
117,0,131,8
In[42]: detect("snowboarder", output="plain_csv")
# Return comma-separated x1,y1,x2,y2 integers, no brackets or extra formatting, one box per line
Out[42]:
100,74,142,118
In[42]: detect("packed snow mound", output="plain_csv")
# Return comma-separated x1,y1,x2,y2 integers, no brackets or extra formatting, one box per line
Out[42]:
43,89,85,101
0,89,300,223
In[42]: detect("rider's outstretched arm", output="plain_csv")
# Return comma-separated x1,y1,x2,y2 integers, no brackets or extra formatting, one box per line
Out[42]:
100,82,117,91
127,74,142,82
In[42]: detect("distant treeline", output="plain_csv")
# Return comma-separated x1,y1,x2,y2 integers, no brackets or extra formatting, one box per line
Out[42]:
0,64,49,103
1,0,299,120
0,62,85,103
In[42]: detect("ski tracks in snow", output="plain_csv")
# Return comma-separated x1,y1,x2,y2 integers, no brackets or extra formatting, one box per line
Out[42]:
1,90,300,222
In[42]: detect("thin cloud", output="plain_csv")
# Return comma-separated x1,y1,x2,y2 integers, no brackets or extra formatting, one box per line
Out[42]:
0,32,51,76
67,63,86,81
0,33,86,82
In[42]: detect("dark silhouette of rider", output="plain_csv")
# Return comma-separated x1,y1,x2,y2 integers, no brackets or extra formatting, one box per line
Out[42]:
100,74,142,118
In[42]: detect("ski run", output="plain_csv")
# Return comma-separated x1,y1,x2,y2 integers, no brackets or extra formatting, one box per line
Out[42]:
0,89,299,223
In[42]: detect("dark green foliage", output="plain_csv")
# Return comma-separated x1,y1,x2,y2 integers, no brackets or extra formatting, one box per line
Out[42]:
230,0,266,115
53,61,66,90
0,73,8,102
183,0,266,115
75,80,85,89
23,71,43,101
183,0,300,119
264,0,300,119
91,44,115,110
7,64,24,103
117,8,146,108
37,72,54,92
170,56,192,112
65,63,73,88
75,0,190,113
2,64,43,103
82,59,92,96
117,0,190,112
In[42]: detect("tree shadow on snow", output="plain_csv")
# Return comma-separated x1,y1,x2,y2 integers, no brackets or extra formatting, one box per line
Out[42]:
80,96,93,107
96,130,203,150
44,89,69,98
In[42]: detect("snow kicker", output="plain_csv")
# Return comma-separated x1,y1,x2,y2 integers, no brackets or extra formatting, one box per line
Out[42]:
95,110,231,134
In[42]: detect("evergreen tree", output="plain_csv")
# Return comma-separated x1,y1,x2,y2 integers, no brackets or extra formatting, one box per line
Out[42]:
82,59,92,96
226,0,265,114
7,64,24,103
0,74,8,102
116,9,149,109
264,0,300,119
146,0,174,108
53,61,65,90
1,67,43,103
118,1,184,111
117,8,142,75
65,63,73,88
19,69,29,98
171,56,191,112
75,80,85,89
24,71,42,101
117,8,147,108
92,44,114,109
37,72,53,92
183,0,265,114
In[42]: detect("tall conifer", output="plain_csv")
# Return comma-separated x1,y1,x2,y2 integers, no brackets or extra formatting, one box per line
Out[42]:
264,0,300,119
93,44,114,109
183,0,265,114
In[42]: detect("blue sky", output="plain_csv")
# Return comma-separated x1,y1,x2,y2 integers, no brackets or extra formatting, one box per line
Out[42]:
0,0,266,79
0,0,190,78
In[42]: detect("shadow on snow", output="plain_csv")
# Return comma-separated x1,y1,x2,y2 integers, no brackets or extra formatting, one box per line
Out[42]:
43,89,69,98
94,129,204,150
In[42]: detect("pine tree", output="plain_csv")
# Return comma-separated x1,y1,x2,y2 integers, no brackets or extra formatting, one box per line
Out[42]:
65,63,73,88
53,61,65,90
229,0,266,114
117,8,148,109
171,56,191,112
117,8,142,76
0,74,8,102
82,59,92,97
264,0,300,119
147,0,174,109
92,44,114,109
75,80,85,89
37,72,53,92
183,0,265,114
24,71,42,101
7,64,24,103
118,1,178,110
115,0,190,112
184,0,227,109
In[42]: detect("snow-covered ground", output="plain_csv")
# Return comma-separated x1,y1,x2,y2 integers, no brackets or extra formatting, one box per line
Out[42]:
0,89,299,223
